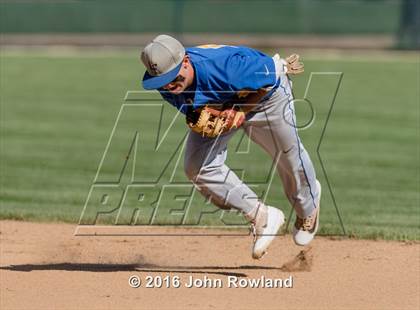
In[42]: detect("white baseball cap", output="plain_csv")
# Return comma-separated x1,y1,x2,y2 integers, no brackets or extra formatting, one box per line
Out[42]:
141,34,186,90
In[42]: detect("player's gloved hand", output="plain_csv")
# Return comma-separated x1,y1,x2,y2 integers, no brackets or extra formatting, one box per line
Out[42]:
187,106,245,138
186,105,200,124
285,54,304,75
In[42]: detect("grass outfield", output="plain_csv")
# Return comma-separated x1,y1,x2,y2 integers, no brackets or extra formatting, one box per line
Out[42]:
0,49,419,240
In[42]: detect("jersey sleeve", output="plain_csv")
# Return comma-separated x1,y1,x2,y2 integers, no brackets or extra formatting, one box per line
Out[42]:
225,49,277,91
158,90,189,114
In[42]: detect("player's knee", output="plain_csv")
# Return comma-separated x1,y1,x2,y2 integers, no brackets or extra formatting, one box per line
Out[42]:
184,162,201,180
184,162,220,181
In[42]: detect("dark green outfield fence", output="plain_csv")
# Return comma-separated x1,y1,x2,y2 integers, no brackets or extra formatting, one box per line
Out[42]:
0,0,404,33
0,0,418,48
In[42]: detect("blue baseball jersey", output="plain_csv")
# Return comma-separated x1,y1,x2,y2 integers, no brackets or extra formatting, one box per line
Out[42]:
158,45,279,114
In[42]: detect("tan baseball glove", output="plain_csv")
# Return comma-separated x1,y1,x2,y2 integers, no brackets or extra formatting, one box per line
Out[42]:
187,106,245,138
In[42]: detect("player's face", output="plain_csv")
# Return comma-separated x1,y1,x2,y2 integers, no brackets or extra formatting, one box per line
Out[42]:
164,74,187,94
163,57,194,94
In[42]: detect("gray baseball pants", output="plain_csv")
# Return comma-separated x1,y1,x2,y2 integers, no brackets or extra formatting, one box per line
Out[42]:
183,77,319,219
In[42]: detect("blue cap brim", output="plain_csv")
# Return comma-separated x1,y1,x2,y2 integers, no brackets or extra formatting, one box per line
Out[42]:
142,62,182,90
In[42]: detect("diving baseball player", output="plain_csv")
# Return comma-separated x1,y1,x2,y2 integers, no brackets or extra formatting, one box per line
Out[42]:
140,35,321,259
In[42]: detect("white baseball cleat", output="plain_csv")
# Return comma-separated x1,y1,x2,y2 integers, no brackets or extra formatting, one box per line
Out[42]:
246,204,285,260
293,180,322,246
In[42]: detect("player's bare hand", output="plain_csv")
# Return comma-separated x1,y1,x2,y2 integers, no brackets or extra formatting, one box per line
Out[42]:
285,54,304,75
220,108,245,130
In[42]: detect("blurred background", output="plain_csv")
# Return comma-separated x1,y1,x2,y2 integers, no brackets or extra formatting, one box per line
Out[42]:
0,0,419,239
0,0,419,48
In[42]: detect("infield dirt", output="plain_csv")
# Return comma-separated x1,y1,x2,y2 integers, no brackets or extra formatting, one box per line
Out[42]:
1,221,419,310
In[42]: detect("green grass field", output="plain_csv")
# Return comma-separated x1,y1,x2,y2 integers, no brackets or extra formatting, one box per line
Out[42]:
1,49,419,240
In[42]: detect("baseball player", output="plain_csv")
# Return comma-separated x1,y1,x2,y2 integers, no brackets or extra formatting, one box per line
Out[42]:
140,35,321,259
